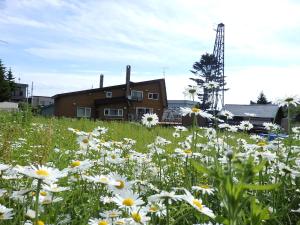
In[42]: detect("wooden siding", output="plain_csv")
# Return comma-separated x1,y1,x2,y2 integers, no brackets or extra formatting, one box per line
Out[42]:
54,79,167,121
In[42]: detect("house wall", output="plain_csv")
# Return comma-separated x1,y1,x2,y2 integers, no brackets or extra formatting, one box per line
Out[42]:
54,87,126,118
54,80,166,120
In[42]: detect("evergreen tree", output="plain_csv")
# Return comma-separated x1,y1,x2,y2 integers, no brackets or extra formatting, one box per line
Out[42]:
7,67,16,95
256,91,271,104
0,59,11,102
190,53,219,110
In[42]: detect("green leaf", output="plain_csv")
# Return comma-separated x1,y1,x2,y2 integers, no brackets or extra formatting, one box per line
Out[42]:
191,160,211,175
242,183,281,190
253,160,267,173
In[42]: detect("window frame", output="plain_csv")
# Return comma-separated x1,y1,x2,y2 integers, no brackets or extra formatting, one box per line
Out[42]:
148,92,159,100
77,107,91,118
106,91,112,98
104,108,123,117
131,90,143,100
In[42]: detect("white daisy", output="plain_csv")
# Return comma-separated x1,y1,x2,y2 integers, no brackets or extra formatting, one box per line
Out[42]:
181,190,215,219
15,165,66,182
112,191,144,209
0,204,14,220
88,218,110,225
141,113,159,128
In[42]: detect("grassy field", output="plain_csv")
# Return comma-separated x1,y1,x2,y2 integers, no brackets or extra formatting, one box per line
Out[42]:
0,111,300,225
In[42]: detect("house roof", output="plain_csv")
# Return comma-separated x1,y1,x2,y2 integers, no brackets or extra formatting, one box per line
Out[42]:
223,104,280,118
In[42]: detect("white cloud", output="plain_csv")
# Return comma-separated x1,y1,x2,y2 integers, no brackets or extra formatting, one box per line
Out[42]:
1,0,300,103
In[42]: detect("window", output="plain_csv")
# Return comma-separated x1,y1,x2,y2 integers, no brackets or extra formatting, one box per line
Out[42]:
136,107,153,116
148,93,159,100
106,91,112,98
77,107,91,118
104,108,123,117
131,90,143,101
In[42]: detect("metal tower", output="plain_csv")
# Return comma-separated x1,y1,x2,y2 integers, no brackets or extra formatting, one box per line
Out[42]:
212,23,225,110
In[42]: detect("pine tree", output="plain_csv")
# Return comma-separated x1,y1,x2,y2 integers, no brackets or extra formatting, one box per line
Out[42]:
190,53,219,110
0,59,11,102
7,68,16,95
256,91,270,104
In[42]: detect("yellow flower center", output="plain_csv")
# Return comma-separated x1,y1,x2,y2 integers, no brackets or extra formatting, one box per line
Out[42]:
200,184,210,189
98,220,108,225
37,220,45,225
111,154,116,159
115,180,125,189
184,149,192,154
40,191,47,196
193,199,203,209
257,141,267,147
109,212,118,218
122,198,135,206
192,108,200,113
149,206,158,212
131,212,142,222
35,169,49,176
115,221,125,225
71,161,81,167
82,138,89,144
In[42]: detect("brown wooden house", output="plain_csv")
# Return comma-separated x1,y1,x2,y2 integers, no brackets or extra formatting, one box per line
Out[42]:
53,66,168,121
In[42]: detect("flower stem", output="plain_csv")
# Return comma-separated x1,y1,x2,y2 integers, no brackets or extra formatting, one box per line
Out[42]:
35,179,42,223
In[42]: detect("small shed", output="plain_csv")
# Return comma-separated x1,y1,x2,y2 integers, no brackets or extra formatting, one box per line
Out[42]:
0,102,19,112
222,104,284,130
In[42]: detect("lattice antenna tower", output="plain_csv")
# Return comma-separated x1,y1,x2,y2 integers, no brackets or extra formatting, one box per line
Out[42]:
212,23,225,110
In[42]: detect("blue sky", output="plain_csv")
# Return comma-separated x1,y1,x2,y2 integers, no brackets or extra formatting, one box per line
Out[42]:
0,0,300,104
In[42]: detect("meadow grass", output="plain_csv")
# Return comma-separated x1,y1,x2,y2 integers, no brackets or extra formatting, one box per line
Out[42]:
0,111,300,225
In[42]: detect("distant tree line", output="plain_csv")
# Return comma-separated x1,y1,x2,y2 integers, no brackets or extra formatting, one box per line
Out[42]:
0,59,16,102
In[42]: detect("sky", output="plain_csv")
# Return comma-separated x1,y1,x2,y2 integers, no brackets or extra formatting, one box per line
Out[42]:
0,0,300,104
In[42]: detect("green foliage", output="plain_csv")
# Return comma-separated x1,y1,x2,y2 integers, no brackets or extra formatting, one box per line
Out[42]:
256,91,271,104
190,53,220,110
0,59,16,101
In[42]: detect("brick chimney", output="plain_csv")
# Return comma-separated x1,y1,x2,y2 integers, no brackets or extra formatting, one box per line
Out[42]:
125,65,131,98
100,74,104,88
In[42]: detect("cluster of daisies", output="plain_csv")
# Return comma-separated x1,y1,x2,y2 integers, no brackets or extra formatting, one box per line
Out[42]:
1,100,300,224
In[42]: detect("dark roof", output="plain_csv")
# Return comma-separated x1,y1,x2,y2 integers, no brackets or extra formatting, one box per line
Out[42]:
53,79,166,99
223,104,280,118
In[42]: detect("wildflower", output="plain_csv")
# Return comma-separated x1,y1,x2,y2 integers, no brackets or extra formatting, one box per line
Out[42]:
109,173,134,193
174,126,188,132
172,132,180,138
112,191,144,209
129,208,150,224
88,218,110,225
276,95,300,107
238,121,253,131
145,201,166,217
181,190,215,218
263,122,280,131
67,159,93,173
219,110,234,119
15,165,66,182
99,210,122,219
148,190,182,204
0,204,14,220
183,85,200,100
292,127,300,134
192,185,215,195
25,209,36,219
141,113,159,128
180,107,213,119
42,183,69,193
